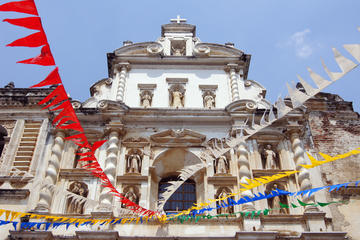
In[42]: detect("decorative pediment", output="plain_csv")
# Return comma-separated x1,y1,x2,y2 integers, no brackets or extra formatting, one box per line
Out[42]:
150,129,206,146
194,43,244,57
114,42,163,56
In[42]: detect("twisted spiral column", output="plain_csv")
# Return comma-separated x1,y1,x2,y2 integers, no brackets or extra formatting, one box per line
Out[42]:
237,141,255,211
36,131,65,212
115,63,130,102
229,67,240,102
98,131,119,210
290,131,317,211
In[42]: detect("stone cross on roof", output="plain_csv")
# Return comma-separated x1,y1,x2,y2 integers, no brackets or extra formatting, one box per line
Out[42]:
170,15,187,24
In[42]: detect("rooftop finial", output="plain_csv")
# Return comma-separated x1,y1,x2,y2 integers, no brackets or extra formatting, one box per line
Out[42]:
170,15,187,24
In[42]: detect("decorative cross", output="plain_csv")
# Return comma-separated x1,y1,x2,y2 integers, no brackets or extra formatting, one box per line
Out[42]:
170,15,187,24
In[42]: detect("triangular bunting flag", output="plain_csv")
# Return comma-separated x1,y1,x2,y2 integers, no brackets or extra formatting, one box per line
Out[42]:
18,44,55,66
0,0,38,16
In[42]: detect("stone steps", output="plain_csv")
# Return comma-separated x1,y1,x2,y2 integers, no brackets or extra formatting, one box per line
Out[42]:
12,121,41,172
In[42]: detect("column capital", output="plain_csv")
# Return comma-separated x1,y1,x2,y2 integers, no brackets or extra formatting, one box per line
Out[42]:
115,62,131,72
224,63,240,72
104,122,125,136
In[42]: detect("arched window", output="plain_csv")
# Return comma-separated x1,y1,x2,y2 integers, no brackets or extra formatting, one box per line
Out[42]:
158,176,196,212
0,126,8,158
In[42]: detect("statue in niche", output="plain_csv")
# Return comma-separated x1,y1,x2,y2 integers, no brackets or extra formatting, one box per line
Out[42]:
74,147,90,169
171,46,185,56
126,152,142,174
268,184,288,215
217,188,233,214
204,93,215,109
122,186,139,209
140,90,152,108
171,90,184,108
263,144,277,169
66,181,88,214
215,155,228,174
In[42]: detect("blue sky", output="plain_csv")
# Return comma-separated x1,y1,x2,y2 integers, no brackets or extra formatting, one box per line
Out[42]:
0,0,359,112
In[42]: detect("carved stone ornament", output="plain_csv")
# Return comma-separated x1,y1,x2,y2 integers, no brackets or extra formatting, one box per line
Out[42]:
147,43,164,56
225,99,258,113
97,100,108,110
244,80,252,87
194,43,210,57
71,100,82,109
105,78,113,86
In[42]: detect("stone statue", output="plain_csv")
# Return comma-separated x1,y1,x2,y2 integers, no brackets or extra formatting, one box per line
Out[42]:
217,189,232,214
122,186,138,208
270,184,287,214
215,155,228,174
127,153,141,173
141,92,152,108
264,145,277,169
204,94,215,109
171,90,184,108
172,46,185,56
67,181,88,214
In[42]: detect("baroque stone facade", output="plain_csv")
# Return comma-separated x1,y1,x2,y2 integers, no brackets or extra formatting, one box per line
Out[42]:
0,18,359,240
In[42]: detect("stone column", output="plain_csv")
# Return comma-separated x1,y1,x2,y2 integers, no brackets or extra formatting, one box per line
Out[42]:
115,63,130,102
95,123,123,215
225,64,240,102
289,130,318,212
237,140,262,231
97,132,119,211
35,131,65,212
237,140,255,212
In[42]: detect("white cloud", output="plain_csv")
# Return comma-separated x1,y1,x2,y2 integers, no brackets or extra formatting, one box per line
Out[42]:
289,28,313,58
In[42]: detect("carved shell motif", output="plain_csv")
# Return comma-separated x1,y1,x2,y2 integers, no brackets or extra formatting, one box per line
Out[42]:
147,43,163,56
194,43,210,57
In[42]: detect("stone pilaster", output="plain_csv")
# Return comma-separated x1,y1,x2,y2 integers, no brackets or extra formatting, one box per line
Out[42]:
35,131,65,212
115,63,130,102
237,140,255,212
289,130,318,212
225,64,240,102
96,123,123,213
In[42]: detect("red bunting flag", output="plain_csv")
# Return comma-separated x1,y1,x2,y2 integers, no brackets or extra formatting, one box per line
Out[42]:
38,84,68,107
30,67,62,88
3,17,42,30
17,44,55,66
6,31,47,47
0,0,38,16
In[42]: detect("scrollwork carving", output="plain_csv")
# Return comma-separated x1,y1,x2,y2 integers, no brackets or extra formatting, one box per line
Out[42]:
194,43,210,56
147,43,164,56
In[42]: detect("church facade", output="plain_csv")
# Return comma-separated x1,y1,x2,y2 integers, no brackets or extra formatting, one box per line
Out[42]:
0,18,359,240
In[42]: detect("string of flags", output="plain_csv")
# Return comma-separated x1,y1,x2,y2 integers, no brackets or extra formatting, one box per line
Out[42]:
0,180,355,227
0,198,346,229
0,0,157,217
0,0,359,226
169,146,360,219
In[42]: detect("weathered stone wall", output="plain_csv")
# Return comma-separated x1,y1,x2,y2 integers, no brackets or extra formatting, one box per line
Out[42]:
306,93,360,239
